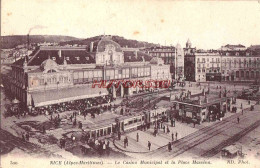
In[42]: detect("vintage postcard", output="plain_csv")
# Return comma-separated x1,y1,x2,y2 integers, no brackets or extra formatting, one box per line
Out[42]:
1,0,260,168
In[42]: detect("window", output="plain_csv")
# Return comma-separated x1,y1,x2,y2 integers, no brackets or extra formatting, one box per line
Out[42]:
236,71,239,78
76,57,80,61
86,57,89,60
241,71,244,78
251,71,255,78
52,57,56,61
40,79,44,85
66,57,69,61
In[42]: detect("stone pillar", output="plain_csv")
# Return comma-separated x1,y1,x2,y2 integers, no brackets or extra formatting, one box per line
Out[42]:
112,85,116,98
121,85,124,97
128,87,133,95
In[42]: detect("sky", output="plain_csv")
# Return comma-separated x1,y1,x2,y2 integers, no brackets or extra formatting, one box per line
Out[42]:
1,0,260,49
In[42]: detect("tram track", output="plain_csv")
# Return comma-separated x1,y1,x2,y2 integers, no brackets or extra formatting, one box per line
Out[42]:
145,111,258,158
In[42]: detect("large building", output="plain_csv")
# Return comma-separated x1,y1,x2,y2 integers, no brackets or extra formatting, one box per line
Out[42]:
141,44,185,81
220,49,260,82
9,36,171,110
184,40,260,82
185,51,222,82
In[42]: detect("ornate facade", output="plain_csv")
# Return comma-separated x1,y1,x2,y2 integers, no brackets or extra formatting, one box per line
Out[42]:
9,36,172,109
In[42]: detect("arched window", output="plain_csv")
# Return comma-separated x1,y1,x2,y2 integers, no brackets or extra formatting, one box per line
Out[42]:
47,69,56,73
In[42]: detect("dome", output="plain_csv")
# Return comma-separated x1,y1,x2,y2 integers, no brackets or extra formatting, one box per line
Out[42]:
186,39,192,48
40,58,58,71
96,36,122,52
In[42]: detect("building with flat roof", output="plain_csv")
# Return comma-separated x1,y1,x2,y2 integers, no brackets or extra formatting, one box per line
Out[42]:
184,40,260,82
141,44,184,81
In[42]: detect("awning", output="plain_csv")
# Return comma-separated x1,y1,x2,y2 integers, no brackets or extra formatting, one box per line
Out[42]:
31,86,108,107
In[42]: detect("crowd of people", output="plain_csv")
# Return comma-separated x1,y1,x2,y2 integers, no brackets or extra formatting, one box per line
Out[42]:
15,96,114,118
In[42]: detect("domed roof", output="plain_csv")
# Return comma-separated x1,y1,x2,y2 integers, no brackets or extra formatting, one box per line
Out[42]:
96,36,122,52
40,58,58,71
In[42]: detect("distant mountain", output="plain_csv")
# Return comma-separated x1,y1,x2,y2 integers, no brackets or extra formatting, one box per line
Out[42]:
60,35,159,48
1,35,81,49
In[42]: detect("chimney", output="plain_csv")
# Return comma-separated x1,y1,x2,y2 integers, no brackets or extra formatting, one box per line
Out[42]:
90,42,94,52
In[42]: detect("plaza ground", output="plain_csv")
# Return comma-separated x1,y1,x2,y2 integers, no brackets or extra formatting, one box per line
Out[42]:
0,81,259,159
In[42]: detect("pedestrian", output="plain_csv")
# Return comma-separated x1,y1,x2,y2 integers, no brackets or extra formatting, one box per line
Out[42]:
193,122,196,128
22,133,25,141
136,133,139,142
118,132,121,140
242,109,244,115
168,142,172,152
173,119,175,127
106,140,110,149
60,139,63,149
171,132,174,141
126,137,128,147
124,138,127,148
175,132,178,140
171,119,173,127
163,125,166,133
237,117,240,124
103,142,106,151
26,133,29,141
148,141,151,151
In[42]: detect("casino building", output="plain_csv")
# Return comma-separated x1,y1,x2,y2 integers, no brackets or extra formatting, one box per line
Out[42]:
9,36,171,110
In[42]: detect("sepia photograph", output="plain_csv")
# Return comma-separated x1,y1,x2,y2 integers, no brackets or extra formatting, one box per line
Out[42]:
1,0,260,168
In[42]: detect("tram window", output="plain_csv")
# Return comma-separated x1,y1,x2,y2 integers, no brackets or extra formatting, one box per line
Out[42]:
128,121,133,125
142,116,145,120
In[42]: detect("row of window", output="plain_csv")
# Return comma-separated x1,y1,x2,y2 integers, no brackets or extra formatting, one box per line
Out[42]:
235,71,259,78
197,58,221,63
198,63,220,68
151,52,175,57
197,69,220,73
39,76,69,85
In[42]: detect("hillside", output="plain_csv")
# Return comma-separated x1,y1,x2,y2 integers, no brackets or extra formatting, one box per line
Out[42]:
1,35,81,49
60,35,159,48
